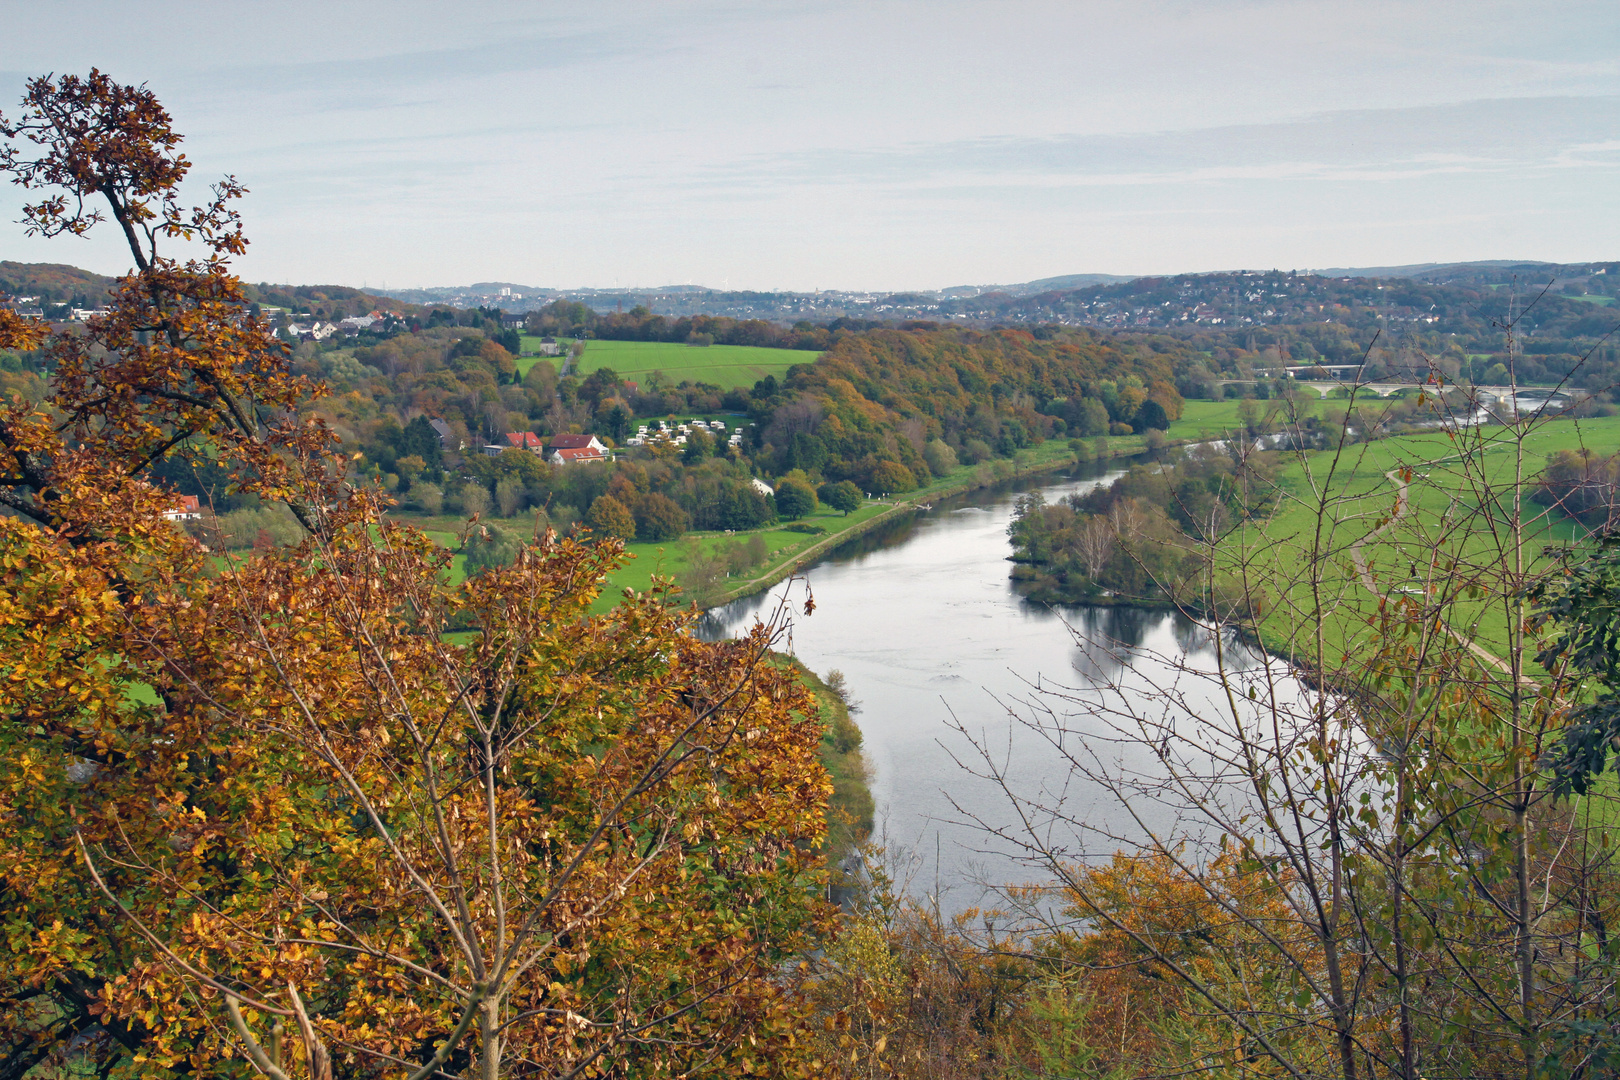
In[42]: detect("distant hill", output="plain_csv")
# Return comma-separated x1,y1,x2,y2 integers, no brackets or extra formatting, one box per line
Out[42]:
1307,261,1595,286
998,273,1139,295
244,282,421,317
373,282,553,306
0,261,118,304
0,262,425,320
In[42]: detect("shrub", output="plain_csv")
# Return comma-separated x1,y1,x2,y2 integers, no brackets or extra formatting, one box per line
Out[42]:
923,438,958,477
462,523,523,577
961,438,993,465
458,484,491,518
219,505,306,550
495,478,523,517
410,482,444,515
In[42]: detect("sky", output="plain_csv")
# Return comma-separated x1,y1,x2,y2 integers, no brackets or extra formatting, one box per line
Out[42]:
2,0,1619,292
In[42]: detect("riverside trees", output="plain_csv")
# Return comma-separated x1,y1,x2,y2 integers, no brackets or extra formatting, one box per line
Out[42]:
0,71,832,1079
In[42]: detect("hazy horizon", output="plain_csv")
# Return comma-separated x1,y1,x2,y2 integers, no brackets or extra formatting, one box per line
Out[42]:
3,1,1618,292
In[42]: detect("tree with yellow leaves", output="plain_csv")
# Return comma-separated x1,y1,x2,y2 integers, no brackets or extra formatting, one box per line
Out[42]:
1,71,834,1080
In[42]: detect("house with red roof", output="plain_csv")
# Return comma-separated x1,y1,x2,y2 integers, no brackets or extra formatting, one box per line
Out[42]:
547,433,607,453
504,431,544,452
162,495,202,521
550,446,609,466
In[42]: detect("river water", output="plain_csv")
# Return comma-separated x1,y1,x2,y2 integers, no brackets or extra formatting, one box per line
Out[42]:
699,461,1273,910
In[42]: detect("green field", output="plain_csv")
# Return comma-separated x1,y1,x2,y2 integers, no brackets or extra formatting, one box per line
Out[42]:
1224,413,1620,671
518,336,816,390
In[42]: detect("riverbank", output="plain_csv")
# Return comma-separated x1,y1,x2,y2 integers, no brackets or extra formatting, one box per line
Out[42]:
773,655,873,866
661,415,1240,613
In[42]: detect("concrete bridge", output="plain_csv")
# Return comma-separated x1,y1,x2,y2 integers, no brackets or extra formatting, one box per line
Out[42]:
1290,383,1582,408
1220,377,1583,408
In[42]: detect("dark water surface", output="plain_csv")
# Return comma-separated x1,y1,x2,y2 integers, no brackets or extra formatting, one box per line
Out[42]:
699,463,1268,908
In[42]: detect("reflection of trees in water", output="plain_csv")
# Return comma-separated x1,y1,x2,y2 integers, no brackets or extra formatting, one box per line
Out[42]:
1061,606,1266,685
1063,606,1158,684
1169,611,1264,672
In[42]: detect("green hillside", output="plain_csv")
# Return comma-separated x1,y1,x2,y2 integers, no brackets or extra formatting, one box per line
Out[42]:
520,336,816,390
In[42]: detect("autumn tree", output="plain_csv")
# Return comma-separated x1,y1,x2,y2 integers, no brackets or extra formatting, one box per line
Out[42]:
867,461,915,496
633,490,689,541
585,492,636,539
0,71,834,1080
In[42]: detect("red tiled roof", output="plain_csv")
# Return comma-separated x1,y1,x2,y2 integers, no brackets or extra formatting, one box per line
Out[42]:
504,431,543,448
549,434,600,449
553,447,606,463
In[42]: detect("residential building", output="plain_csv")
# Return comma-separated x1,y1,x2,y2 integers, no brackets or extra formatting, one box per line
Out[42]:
428,418,458,451
503,431,544,452
162,495,202,521
547,434,608,455
549,446,608,466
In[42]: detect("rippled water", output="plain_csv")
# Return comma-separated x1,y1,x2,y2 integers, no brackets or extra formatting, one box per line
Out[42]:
699,463,1271,908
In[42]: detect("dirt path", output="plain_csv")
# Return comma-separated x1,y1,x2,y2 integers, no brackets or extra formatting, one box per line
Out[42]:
1350,468,1531,685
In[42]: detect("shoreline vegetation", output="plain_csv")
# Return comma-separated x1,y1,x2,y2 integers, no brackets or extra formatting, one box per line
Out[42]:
597,401,1256,612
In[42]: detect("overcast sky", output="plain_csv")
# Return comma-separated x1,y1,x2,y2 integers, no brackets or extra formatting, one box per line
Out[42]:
3,1,1618,291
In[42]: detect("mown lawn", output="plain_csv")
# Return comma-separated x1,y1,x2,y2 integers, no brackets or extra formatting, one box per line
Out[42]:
517,337,817,390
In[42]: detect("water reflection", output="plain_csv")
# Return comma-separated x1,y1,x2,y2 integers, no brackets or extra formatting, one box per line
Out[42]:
699,462,1272,910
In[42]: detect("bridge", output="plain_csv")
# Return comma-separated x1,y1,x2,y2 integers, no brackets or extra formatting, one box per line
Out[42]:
1219,374,1585,408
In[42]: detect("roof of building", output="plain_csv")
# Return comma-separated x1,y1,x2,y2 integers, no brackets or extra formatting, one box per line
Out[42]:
548,434,602,450
552,446,607,463
504,431,544,449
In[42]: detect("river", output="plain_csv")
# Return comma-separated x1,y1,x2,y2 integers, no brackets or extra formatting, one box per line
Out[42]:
700,460,1276,911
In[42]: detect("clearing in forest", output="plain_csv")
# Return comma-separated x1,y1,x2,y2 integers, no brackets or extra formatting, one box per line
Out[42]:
518,336,817,389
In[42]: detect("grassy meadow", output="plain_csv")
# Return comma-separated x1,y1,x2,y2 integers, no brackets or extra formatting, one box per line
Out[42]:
1222,411,1620,671
518,336,818,390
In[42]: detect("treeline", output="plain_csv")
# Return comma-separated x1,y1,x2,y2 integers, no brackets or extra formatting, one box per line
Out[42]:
0,260,114,307
524,298,832,350
761,326,1186,481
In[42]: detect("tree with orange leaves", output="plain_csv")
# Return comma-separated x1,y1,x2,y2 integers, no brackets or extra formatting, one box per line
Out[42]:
0,72,833,1080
